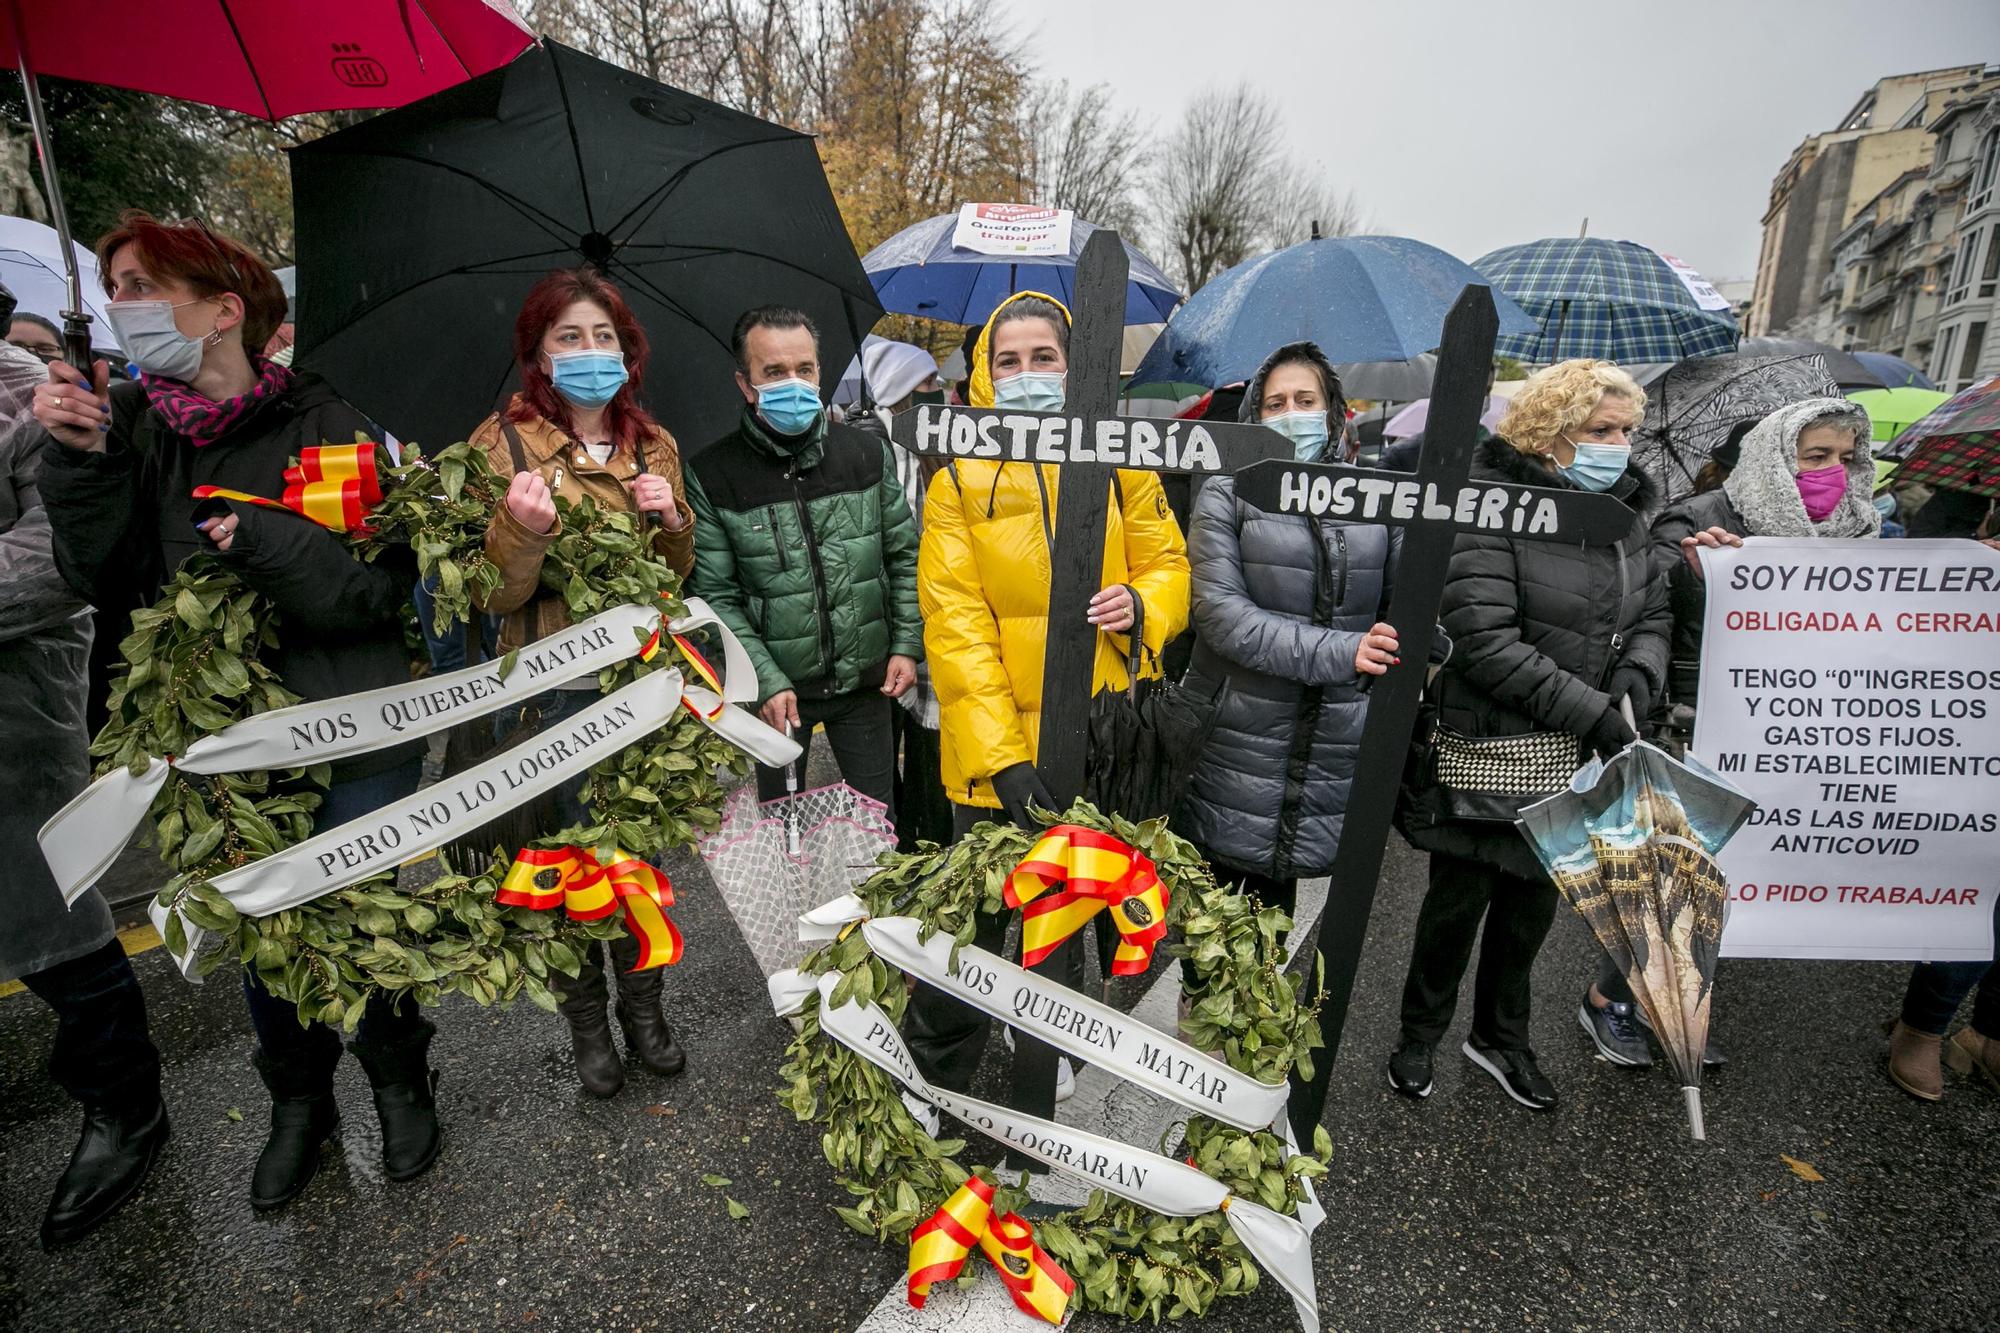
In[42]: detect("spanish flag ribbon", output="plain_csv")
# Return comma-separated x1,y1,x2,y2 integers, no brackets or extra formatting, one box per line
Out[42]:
907,1177,1073,1324
641,616,726,721
1004,825,1169,977
193,443,385,534
496,846,684,970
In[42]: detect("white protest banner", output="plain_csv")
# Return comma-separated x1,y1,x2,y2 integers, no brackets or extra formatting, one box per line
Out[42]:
950,203,1073,256
41,602,661,905
1655,248,1733,312
1693,538,2000,960
782,972,1320,1333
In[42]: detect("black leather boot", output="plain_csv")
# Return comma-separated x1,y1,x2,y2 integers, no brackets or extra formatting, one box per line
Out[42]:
250,1050,339,1211
557,950,624,1098
348,1019,442,1182
40,1093,170,1248
613,950,685,1078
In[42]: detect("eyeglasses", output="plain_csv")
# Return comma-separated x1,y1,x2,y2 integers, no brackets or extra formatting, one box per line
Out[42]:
162,216,245,289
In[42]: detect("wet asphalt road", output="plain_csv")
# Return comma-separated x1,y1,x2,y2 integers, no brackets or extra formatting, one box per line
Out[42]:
3,750,1996,1332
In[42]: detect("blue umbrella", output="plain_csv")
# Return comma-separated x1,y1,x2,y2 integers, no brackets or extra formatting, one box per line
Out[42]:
1853,350,1936,391
1129,235,1537,391
1474,238,1740,365
862,211,1180,326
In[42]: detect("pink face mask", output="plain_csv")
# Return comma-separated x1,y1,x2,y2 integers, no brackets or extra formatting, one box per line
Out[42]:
1795,464,1848,521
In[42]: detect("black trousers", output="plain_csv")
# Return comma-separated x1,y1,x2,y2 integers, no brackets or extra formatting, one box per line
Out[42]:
22,937,161,1114
1399,851,1559,1052
755,687,896,818
891,708,952,853
903,804,1082,1094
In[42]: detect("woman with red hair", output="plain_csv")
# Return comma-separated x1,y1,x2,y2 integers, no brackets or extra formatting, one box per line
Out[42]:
472,267,694,1098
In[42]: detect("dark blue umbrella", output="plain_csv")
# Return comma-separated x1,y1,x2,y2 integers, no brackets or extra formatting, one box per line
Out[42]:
1475,238,1740,364
862,211,1180,326
1129,235,1537,390
1853,350,1936,391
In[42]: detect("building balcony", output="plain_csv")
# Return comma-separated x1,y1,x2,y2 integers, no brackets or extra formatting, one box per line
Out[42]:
1930,156,1973,191
1854,277,1898,312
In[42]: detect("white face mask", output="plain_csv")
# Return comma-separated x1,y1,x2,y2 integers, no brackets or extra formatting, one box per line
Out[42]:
104,298,220,382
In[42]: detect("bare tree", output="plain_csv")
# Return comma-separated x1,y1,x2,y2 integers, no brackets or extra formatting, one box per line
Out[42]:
1149,84,1283,292
1024,81,1147,235
1264,175,1368,249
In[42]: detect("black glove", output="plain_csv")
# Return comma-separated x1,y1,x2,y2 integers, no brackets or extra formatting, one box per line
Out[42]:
991,762,1055,828
1583,706,1638,761
1606,665,1654,728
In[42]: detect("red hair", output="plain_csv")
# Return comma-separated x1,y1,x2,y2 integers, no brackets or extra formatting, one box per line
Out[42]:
95,211,287,352
509,269,658,452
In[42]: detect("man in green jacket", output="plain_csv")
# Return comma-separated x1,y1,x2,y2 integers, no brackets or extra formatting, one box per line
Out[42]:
685,306,921,812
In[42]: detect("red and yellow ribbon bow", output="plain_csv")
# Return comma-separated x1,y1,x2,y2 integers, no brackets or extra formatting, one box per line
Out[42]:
1004,825,1170,976
496,846,683,970
193,443,385,534
908,1177,1073,1324
640,614,726,720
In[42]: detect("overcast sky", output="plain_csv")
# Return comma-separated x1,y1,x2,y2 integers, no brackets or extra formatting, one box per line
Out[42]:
1013,0,2000,284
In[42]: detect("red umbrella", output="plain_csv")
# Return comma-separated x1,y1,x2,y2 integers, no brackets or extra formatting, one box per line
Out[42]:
0,0,534,363
1881,374,2000,498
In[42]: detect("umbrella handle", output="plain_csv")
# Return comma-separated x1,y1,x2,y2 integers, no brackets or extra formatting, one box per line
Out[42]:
1619,696,1637,732
1683,1085,1706,1141
782,720,800,855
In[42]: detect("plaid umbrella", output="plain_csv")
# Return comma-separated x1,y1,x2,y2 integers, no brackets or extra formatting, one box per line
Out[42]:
1516,743,1756,1140
1634,353,1841,501
1880,374,2000,498
1474,238,1740,364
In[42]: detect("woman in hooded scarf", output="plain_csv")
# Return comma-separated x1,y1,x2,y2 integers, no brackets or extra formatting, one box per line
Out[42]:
1173,342,1399,945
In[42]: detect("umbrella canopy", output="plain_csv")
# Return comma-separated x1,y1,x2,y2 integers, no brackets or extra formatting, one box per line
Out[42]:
0,0,533,120
862,210,1179,326
1735,337,1882,390
1517,743,1756,1140
0,216,120,350
1383,394,1508,441
1847,386,1949,443
292,41,882,452
1133,235,1536,391
1879,374,2000,498
1337,355,1435,403
1854,350,1936,390
699,783,895,981
1633,352,1842,502
1475,237,1740,364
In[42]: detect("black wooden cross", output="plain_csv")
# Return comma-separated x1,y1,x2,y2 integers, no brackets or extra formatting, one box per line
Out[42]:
1230,287,1637,1140
890,229,1289,1126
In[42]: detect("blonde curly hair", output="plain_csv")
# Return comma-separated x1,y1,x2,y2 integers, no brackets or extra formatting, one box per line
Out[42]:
1497,359,1647,458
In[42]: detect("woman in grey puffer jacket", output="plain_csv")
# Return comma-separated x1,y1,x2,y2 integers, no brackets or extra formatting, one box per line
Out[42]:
1175,343,1400,931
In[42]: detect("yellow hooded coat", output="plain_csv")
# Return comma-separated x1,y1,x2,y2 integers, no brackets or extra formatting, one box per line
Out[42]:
919,292,1191,809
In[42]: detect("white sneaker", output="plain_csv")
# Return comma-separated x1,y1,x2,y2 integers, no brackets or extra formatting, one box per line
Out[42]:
900,1091,941,1138
1000,1028,1076,1102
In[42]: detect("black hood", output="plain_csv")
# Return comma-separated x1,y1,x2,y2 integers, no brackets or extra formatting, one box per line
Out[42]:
1478,435,1659,514
1237,341,1347,427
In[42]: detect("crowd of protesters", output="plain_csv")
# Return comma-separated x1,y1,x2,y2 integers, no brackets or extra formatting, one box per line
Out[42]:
3,212,1995,1252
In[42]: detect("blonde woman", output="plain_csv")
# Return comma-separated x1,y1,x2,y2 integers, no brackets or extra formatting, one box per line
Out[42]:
1388,360,1670,1111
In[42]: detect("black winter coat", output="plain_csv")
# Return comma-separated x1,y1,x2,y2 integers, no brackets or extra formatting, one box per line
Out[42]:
1398,436,1671,880
1646,487,1745,710
36,373,420,781
1175,475,1397,880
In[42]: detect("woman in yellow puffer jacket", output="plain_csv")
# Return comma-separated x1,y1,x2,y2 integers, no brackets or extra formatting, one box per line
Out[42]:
906,291,1189,1098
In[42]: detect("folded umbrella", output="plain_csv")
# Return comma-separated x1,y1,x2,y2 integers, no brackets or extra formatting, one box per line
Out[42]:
1516,742,1757,1140
293,41,882,451
1133,235,1535,391
1475,238,1740,365
1633,353,1841,502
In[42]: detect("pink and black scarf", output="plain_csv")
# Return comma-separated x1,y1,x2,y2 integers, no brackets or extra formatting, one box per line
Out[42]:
142,356,297,446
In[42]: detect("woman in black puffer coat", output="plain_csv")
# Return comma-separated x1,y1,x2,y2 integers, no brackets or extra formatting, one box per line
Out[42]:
1388,359,1669,1113
1176,343,1400,935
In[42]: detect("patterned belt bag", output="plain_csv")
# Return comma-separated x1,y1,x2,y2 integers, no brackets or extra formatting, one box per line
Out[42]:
1428,723,1581,822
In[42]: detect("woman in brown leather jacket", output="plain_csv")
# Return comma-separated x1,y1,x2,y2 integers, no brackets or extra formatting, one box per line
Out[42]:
472,267,695,1097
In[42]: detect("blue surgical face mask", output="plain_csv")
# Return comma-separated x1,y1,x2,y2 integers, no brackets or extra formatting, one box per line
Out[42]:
546,349,628,409
1558,439,1630,491
105,298,219,382
755,376,823,436
1263,409,1330,462
991,370,1066,413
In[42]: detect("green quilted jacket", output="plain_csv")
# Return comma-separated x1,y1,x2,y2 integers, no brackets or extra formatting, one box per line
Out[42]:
684,408,921,704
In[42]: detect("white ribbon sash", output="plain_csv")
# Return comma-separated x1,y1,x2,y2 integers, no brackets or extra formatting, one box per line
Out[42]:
782,972,1319,1333
829,910,1289,1133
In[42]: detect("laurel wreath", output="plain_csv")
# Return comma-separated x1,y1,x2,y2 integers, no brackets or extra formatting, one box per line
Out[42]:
96,441,749,1028
777,802,1331,1321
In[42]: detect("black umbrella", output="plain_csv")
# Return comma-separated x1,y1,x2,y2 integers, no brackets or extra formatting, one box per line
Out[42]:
1633,352,1842,502
292,41,881,452
1736,336,1883,390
